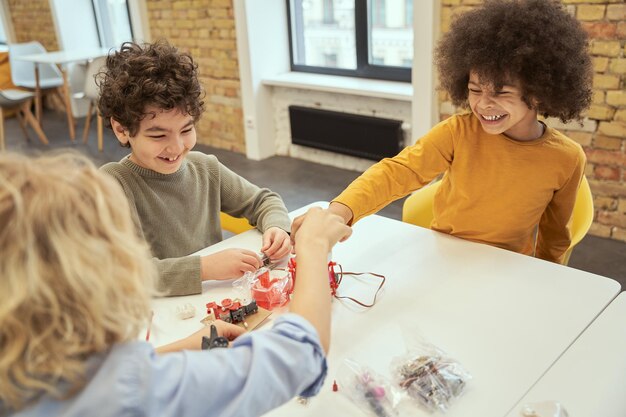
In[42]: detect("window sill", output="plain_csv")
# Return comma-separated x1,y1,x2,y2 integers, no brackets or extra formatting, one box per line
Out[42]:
262,72,413,102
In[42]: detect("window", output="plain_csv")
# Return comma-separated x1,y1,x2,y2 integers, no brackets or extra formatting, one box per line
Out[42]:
51,0,133,51
287,0,412,82
92,0,133,49
0,4,9,48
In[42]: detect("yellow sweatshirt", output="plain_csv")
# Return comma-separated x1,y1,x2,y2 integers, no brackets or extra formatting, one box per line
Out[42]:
334,113,586,263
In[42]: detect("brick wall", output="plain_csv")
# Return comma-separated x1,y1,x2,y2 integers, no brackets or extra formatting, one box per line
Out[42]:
7,0,59,51
441,0,626,243
146,0,245,152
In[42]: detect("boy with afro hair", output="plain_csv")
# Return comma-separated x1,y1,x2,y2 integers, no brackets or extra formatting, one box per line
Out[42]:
99,41,291,296
292,0,592,264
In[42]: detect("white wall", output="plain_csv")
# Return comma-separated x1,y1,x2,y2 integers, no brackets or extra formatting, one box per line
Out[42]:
411,0,439,142
234,0,291,160
50,0,100,51
49,0,101,117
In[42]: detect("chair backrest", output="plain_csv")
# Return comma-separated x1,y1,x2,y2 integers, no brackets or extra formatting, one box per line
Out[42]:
401,180,441,228
402,176,594,265
220,212,254,235
562,175,594,264
83,56,106,101
8,41,63,88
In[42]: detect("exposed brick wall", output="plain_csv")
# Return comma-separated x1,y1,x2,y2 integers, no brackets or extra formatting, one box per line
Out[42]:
146,0,244,152
440,0,626,243
7,0,59,51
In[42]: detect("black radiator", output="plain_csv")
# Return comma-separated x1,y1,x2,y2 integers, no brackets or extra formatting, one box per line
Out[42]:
288,105,403,161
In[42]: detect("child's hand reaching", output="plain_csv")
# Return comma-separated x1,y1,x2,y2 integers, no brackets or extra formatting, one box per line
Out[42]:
156,320,245,353
295,207,353,254
210,319,246,340
261,227,291,260
201,249,262,281
291,203,353,252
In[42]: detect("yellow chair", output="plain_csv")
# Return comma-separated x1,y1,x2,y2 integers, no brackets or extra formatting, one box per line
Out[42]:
401,180,441,229
562,175,594,265
220,212,254,235
401,176,594,265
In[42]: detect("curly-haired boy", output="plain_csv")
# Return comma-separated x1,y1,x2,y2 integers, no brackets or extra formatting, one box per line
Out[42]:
292,0,592,264
99,41,291,296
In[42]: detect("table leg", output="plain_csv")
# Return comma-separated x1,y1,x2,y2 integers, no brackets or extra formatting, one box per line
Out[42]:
59,66,75,141
0,107,5,151
34,64,42,123
97,112,103,151
22,100,49,145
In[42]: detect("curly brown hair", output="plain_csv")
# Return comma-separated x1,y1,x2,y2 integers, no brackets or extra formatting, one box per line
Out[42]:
435,0,592,123
97,40,205,139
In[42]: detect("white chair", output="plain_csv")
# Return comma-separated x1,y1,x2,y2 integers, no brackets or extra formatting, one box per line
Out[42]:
76,56,106,151
8,41,65,122
0,89,49,150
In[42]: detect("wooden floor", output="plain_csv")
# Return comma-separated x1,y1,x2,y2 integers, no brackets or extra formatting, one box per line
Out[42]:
3,109,625,289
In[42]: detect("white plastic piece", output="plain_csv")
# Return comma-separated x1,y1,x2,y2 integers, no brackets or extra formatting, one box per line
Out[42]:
175,303,196,320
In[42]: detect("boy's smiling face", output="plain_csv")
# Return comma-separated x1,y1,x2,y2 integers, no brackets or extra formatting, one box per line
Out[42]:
467,71,543,141
112,107,197,174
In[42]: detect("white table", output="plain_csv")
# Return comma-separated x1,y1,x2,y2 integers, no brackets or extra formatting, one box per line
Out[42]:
150,203,620,417
15,48,110,140
505,292,626,417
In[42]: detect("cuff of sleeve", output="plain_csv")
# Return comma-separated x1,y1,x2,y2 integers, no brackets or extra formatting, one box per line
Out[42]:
273,314,328,397
156,256,203,296
260,215,292,234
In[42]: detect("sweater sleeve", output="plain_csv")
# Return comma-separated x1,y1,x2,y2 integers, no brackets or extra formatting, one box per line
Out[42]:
152,256,203,296
334,118,456,224
100,162,204,296
536,148,586,264
216,161,291,233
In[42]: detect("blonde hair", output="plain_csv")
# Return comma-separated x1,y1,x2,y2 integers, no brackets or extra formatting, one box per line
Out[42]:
0,152,156,410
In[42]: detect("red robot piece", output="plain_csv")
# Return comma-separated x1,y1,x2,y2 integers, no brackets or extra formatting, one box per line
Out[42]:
205,298,258,324
288,258,340,296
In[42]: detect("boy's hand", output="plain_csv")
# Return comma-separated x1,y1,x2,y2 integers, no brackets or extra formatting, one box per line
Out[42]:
295,207,352,254
204,320,246,341
156,321,245,353
261,227,291,260
186,321,245,349
201,249,261,281
291,203,353,251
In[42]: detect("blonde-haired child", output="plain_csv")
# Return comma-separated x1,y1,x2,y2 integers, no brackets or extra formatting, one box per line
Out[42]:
0,152,351,417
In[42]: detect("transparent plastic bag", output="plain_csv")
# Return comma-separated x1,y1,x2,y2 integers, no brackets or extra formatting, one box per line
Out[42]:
232,267,292,310
337,359,399,417
390,339,471,413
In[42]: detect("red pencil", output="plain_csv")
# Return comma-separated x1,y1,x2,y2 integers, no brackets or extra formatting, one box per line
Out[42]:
145,311,154,341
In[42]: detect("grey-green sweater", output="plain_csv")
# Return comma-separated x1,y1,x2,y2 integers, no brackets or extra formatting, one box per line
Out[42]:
100,152,291,296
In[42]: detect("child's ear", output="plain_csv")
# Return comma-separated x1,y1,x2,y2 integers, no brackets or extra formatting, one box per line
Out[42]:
528,96,540,109
111,118,130,145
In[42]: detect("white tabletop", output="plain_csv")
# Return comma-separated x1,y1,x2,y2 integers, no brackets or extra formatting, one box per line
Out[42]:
504,291,626,417
14,48,110,65
150,202,620,417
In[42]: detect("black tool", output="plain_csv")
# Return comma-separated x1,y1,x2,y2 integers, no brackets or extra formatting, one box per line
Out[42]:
201,324,229,350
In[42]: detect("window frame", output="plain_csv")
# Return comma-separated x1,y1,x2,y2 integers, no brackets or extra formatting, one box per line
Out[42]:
90,0,134,48
286,0,412,83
